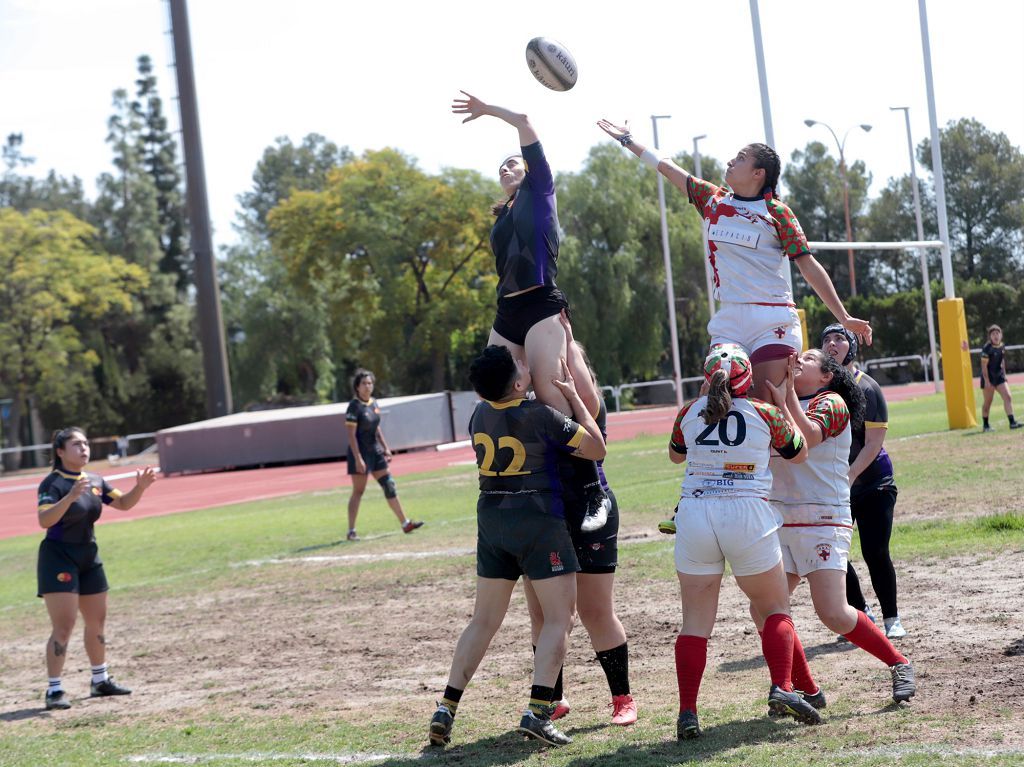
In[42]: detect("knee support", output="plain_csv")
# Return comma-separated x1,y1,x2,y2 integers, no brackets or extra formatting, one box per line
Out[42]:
378,474,398,499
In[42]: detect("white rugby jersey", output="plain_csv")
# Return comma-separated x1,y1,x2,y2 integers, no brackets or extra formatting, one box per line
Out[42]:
687,177,811,305
769,392,853,526
670,396,802,499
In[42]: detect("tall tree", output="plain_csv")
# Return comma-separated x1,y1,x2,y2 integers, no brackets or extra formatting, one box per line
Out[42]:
133,55,189,292
1,133,90,218
919,118,1024,281
861,175,938,294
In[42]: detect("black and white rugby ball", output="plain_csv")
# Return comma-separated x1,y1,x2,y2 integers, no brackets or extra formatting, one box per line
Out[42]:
525,37,578,92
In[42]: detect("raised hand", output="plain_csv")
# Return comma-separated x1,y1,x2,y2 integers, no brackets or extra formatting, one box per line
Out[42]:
451,91,489,123
843,317,873,347
135,466,157,491
596,119,630,142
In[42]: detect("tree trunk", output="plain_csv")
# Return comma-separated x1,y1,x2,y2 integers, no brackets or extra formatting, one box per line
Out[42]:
431,348,447,393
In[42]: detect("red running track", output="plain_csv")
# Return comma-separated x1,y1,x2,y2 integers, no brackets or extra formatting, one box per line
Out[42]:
2,375,1017,541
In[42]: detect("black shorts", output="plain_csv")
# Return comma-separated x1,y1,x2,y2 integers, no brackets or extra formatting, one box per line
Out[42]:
347,446,388,475
564,488,619,574
476,501,579,581
981,372,1007,389
37,539,108,597
492,286,570,347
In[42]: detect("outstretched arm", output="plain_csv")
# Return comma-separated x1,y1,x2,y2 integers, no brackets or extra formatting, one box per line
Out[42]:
452,91,539,146
596,119,690,194
795,255,873,346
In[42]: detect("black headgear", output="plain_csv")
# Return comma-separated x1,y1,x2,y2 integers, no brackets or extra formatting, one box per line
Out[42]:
820,323,858,366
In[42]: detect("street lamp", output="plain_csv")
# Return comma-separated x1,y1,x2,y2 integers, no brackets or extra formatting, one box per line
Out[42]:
891,105,940,392
652,115,683,410
804,119,872,296
692,134,716,319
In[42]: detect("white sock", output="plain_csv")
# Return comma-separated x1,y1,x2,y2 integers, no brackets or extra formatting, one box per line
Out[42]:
48,677,62,693
91,663,109,684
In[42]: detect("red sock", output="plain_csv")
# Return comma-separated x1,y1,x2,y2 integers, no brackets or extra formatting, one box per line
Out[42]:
761,614,795,691
674,634,708,713
791,632,818,694
842,610,907,666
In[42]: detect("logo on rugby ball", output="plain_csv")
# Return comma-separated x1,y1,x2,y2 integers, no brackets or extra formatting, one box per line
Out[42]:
815,543,832,562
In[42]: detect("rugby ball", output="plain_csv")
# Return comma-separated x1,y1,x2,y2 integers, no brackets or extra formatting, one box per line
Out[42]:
525,37,578,92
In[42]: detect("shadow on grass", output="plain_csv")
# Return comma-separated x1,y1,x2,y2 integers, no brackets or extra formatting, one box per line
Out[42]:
718,639,857,673
0,707,51,722
374,729,564,766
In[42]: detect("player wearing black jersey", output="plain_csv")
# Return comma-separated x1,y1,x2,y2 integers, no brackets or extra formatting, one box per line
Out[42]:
36,427,156,710
345,369,422,541
428,345,606,748
980,325,1021,432
452,91,612,533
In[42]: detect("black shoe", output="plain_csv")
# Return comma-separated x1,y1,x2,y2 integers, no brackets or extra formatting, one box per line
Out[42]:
1010,422,1023,430
580,486,611,533
517,710,572,746
802,688,827,710
90,677,132,697
402,520,424,534
44,689,71,710
677,709,701,739
768,685,822,725
428,703,454,746
890,662,916,702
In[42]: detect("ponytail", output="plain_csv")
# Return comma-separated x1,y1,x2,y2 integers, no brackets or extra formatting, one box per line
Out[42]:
699,370,732,425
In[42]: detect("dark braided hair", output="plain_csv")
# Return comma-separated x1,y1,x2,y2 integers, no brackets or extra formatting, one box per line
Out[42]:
748,142,781,199
812,351,865,434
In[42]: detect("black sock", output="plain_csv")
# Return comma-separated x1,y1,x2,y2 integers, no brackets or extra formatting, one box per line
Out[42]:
528,685,555,717
596,642,630,697
1010,414,1018,425
532,645,564,701
441,685,463,716
984,416,990,427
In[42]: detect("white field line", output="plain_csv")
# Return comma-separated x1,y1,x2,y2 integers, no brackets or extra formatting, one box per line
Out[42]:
126,752,397,764
845,745,1024,758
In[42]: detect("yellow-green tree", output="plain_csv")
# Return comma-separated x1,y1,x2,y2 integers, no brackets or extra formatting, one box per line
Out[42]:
0,209,147,463
269,149,497,393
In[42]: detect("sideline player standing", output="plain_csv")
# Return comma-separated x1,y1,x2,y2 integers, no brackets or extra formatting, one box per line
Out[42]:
36,427,156,710
758,351,916,704
344,369,422,540
596,119,871,401
428,346,606,748
668,345,820,739
822,324,907,638
980,324,1022,432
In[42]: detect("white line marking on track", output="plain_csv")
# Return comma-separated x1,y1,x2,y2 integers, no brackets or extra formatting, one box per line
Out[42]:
0,468,160,494
126,752,398,764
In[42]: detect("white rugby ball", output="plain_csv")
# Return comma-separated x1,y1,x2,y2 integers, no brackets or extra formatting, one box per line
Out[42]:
525,37,578,92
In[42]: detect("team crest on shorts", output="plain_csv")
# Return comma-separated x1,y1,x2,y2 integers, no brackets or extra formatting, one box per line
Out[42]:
773,326,787,339
815,543,832,562
590,542,604,551
57,572,72,583
549,552,564,572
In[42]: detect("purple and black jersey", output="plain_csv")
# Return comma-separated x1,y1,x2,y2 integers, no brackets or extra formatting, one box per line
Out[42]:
490,141,559,297
850,369,895,497
981,342,1007,386
346,397,382,455
559,400,610,497
469,398,584,518
37,469,122,544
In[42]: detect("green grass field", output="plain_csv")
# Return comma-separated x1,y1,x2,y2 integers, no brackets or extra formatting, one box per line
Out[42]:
1,387,1023,766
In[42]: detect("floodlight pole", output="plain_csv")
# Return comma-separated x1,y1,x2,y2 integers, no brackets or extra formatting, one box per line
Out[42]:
169,0,233,417
652,115,683,410
892,105,940,391
692,134,716,320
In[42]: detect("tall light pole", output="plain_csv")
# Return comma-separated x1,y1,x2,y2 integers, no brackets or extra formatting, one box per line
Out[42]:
652,114,683,410
692,134,716,320
891,105,940,391
804,119,872,296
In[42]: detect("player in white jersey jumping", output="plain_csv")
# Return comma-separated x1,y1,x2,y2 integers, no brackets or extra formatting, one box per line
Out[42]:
754,350,916,705
667,344,821,739
596,120,871,401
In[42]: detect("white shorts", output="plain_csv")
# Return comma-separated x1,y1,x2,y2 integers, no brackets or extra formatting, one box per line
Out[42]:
778,524,852,577
674,496,783,577
708,302,802,358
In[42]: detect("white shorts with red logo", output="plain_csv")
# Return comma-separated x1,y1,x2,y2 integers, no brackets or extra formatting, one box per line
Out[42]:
708,302,802,357
778,523,852,577
674,496,783,577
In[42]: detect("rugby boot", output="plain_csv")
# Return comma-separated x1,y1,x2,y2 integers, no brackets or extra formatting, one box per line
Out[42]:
884,616,908,639
1011,421,1023,430
346,530,359,542
677,709,701,739
428,703,454,746
517,710,572,746
611,694,637,725
549,698,571,721
580,485,611,533
402,520,424,534
767,685,822,725
768,687,826,718
90,677,132,697
890,662,916,702
44,689,71,710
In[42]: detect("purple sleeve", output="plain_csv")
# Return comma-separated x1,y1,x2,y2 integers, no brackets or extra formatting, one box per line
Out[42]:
522,141,554,195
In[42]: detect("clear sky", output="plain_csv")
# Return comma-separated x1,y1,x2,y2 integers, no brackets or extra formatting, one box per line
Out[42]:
3,0,1022,246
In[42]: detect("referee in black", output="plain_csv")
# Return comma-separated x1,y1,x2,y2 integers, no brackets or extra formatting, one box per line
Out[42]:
37,427,156,710
428,345,605,748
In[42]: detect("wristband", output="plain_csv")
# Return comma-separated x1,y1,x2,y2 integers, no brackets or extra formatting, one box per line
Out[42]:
639,148,661,170
618,133,633,147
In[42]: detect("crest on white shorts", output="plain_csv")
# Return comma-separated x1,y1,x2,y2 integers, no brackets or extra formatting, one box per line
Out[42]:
815,543,832,562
